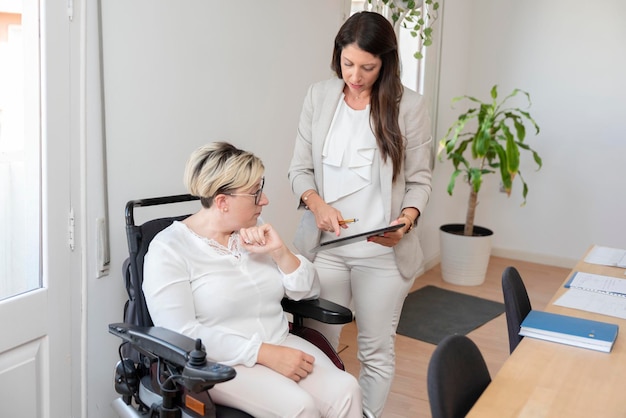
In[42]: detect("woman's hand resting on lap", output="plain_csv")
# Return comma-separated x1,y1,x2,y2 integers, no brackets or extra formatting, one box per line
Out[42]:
257,343,315,382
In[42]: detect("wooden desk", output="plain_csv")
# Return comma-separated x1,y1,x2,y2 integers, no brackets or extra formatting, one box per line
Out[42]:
467,248,626,418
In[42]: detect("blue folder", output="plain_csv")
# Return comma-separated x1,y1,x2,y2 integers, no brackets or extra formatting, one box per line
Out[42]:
519,310,619,353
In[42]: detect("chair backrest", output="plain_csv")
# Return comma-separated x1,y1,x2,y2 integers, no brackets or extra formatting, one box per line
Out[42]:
427,334,491,418
122,195,199,329
501,266,532,353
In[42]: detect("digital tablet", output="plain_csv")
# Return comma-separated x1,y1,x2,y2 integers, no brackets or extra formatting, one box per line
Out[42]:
311,223,405,252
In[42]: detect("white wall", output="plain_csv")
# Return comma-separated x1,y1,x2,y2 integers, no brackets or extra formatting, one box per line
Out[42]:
92,1,348,416
420,0,626,269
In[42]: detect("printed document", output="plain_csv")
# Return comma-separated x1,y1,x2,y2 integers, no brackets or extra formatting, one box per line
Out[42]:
565,271,626,297
555,288,626,320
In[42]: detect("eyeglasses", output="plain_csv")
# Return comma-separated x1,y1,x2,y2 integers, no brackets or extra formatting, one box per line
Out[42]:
223,177,265,205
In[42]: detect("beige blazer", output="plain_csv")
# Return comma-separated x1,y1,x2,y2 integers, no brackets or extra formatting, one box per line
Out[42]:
288,78,432,280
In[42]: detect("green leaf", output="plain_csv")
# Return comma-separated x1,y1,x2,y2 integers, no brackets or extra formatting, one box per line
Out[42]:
532,150,543,169
504,127,520,173
468,168,483,193
447,170,462,195
519,110,540,134
519,171,529,205
492,143,511,193
513,118,526,142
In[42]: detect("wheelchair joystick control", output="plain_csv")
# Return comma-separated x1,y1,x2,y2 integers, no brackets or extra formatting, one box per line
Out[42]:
188,339,207,367
181,338,237,393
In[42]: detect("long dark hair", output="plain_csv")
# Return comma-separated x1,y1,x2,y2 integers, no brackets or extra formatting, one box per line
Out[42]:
331,11,404,181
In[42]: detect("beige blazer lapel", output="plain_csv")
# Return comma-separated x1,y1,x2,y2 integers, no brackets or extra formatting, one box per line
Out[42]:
311,79,344,200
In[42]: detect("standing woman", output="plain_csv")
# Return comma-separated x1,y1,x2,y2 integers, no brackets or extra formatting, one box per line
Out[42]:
288,11,432,417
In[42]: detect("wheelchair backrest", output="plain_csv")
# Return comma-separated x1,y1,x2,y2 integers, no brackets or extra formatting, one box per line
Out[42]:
122,194,200,358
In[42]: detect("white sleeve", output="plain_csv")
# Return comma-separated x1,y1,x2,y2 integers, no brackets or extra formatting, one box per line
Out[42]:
279,254,320,300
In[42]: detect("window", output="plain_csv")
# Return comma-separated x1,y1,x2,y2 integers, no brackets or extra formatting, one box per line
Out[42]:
0,5,41,300
350,0,441,166
350,0,436,94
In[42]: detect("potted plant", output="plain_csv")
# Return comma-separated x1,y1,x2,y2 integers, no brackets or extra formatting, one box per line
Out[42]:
437,85,542,285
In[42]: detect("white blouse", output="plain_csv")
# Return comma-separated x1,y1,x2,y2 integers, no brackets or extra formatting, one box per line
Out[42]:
143,221,320,367
321,95,392,257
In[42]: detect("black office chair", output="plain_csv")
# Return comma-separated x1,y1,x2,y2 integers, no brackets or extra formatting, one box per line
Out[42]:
427,334,491,418
109,194,353,418
501,266,532,353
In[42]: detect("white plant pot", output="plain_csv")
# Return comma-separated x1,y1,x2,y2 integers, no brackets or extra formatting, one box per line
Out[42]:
439,224,493,286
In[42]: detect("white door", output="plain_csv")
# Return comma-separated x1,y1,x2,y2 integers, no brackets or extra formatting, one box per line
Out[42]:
0,0,78,416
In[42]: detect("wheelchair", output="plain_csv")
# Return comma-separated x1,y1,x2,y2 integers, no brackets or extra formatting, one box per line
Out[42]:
109,194,354,418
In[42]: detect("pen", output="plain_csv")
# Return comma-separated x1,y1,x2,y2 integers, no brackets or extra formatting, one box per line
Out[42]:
338,218,358,225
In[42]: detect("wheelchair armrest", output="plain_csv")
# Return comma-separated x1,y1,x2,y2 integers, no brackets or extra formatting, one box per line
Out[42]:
281,297,353,325
109,322,236,391
110,322,193,366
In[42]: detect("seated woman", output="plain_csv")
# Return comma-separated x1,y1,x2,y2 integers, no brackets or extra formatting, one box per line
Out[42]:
143,142,362,418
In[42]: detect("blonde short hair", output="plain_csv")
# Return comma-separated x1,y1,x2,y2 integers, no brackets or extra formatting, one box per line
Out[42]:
184,142,264,208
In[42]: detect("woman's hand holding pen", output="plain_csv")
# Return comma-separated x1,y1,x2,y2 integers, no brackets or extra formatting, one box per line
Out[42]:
308,199,349,236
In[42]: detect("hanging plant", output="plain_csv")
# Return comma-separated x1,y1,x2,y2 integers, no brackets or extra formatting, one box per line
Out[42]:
362,0,440,59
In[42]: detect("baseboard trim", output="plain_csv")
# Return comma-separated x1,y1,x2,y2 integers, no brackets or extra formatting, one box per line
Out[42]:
422,248,577,274
491,248,577,269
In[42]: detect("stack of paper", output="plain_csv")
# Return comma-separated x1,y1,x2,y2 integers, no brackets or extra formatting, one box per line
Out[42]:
519,310,619,353
584,245,626,268
554,288,626,320
554,272,626,320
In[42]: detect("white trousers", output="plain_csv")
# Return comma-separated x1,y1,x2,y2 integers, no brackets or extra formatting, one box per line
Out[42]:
307,251,415,418
209,333,362,418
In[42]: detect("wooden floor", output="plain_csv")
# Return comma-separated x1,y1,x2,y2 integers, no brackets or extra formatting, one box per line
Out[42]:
337,256,572,418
